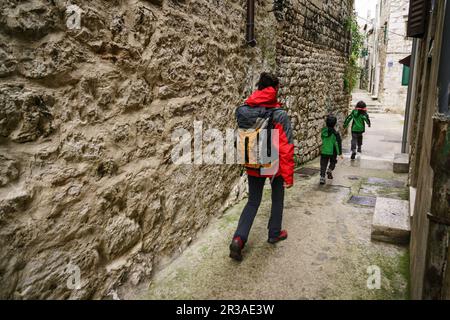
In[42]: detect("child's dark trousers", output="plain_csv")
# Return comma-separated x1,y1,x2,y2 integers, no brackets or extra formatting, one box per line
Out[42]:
351,132,364,152
320,154,337,177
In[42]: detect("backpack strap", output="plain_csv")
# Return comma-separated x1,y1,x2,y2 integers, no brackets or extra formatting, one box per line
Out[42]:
263,108,282,178
265,109,276,158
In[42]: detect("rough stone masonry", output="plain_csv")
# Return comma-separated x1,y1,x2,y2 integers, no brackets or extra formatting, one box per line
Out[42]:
0,0,351,299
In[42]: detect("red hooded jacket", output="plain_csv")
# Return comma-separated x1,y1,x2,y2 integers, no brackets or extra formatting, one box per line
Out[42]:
244,87,295,185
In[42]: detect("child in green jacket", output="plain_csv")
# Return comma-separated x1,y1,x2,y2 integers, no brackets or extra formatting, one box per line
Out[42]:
344,101,371,160
320,115,343,185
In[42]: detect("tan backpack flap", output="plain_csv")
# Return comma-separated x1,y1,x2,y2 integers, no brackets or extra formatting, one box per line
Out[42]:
238,128,260,166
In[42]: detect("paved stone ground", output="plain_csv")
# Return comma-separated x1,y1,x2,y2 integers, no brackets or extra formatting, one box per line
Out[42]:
123,94,410,300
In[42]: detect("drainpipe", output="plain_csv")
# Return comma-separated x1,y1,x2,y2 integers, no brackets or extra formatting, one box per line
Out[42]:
438,0,450,115
401,38,418,153
246,0,257,47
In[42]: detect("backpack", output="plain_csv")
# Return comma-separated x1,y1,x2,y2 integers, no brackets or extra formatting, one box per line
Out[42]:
235,105,279,175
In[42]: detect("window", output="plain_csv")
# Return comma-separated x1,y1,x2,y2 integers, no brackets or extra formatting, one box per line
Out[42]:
402,65,410,86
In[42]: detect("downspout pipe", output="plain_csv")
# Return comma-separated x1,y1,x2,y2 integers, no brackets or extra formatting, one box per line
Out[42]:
246,0,257,47
402,38,418,153
438,0,450,115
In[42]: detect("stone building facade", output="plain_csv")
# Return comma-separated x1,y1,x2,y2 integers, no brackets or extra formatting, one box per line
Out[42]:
379,0,411,112
363,0,412,112
0,0,352,299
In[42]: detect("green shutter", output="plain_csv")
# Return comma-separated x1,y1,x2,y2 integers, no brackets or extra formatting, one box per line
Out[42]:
402,65,410,86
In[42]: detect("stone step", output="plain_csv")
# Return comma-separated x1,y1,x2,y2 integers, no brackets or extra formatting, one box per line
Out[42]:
350,103,382,108
393,153,409,173
347,108,384,114
371,197,410,245
348,106,384,111
351,100,382,105
366,104,383,108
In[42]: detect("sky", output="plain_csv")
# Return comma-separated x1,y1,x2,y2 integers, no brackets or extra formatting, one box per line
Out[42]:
354,0,378,26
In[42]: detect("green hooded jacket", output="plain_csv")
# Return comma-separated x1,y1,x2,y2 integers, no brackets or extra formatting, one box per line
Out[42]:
321,127,342,156
344,109,371,133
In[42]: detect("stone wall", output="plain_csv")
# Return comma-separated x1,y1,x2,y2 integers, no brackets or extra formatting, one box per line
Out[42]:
0,0,351,299
277,0,352,162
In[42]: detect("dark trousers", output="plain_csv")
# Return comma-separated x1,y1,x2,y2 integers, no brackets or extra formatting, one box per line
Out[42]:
234,175,284,242
351,132,363,152
320,155,337,177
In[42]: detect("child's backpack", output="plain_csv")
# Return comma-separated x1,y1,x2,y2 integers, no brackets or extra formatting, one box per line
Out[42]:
235,105,279,175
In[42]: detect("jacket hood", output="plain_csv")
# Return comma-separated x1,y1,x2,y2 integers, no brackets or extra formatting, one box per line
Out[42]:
245,86,281,108
321,127,334,138
352,109,362,116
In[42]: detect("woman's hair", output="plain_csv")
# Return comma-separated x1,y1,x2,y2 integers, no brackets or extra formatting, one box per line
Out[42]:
256,72,279,90
326,115,337,128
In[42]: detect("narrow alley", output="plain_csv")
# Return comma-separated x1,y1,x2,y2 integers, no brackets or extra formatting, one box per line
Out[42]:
122,91,410,300
1,0,449,303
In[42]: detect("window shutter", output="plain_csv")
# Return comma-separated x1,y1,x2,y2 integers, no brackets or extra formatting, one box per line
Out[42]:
402,65,411,86
407,0,430,38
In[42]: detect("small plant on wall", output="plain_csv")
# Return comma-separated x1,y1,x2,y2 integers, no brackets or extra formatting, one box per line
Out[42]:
344,13,363,93
272,0,292,22
294,154,302,168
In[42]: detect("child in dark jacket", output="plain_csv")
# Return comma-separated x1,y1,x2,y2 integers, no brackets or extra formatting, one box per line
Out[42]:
320,115,343,185
344,101,371,160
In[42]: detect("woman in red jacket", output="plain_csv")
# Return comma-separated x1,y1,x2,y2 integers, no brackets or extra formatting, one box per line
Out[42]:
230,73,295,261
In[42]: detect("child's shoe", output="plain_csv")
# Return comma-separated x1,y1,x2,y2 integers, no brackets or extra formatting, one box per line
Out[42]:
357,147,362,153
320,176,326,185
268,230,288,244
351,152,356,160
327,170,333,179
229,236,244,261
